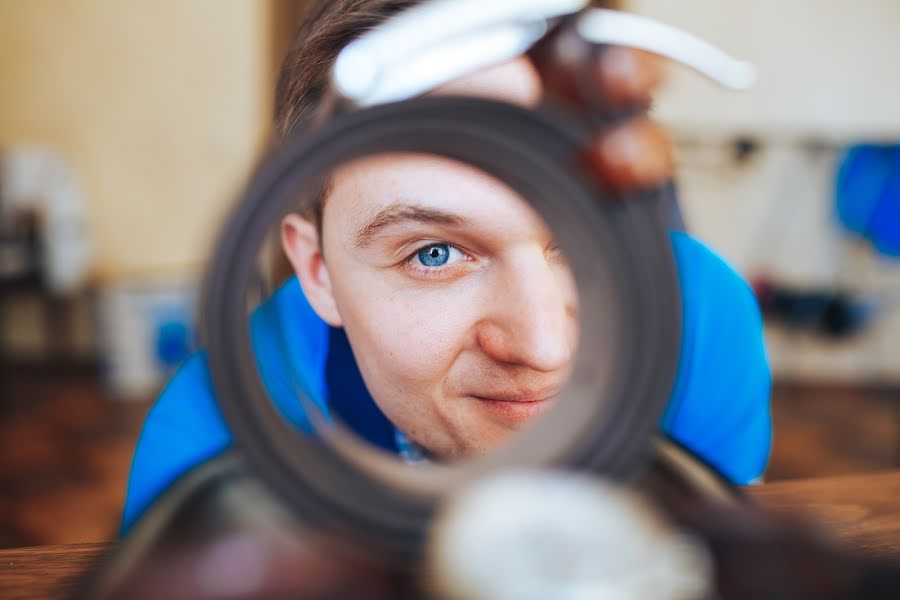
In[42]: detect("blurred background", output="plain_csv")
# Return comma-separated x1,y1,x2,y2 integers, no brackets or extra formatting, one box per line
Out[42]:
1,0,898,549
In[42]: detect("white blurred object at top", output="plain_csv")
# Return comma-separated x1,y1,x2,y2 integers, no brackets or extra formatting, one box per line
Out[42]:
334,0,755,107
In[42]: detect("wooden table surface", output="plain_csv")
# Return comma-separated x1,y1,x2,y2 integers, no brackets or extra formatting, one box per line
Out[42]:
2,470,899,600
0,542,107,600
747,469,900,561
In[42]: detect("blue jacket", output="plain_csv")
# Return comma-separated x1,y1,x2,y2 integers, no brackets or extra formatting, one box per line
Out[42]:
122,231,772,532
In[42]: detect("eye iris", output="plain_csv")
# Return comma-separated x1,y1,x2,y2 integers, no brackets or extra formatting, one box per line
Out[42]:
418,244,450,267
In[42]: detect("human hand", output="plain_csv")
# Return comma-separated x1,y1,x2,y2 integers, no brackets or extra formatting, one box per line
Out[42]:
531,41,673,192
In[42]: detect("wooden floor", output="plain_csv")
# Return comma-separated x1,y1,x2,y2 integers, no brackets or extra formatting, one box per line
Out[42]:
0,365,150,549
768,381,900,480
0,364,898,549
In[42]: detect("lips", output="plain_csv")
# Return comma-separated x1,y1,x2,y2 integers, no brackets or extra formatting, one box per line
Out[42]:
471,391,560,425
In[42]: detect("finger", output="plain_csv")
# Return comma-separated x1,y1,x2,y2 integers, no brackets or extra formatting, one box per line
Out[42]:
593,47,665,108
584,118,674,190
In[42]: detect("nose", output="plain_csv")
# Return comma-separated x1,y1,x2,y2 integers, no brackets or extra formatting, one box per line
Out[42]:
475,249,576,372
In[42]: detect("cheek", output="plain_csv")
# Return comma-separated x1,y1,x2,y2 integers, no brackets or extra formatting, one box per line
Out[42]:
334,273,481,390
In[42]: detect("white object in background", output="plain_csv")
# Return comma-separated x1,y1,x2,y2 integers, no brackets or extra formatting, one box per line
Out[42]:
576,9,756,90
429,470,711,600
97,282,196,400
0,147,93,294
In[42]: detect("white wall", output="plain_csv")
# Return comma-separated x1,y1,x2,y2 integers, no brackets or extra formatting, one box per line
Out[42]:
630,0,900,141
629,0,900,383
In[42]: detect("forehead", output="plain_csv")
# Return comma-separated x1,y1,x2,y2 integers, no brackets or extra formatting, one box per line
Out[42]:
326,152,548,241
321,56,547,241
431,56,543,108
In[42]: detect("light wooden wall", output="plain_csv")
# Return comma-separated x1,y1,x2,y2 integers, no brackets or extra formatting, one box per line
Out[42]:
0,0,275,284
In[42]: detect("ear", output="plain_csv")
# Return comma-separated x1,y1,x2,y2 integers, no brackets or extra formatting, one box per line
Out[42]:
281,214,343,327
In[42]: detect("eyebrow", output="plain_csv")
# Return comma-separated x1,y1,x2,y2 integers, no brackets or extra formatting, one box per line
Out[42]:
353,204,468,247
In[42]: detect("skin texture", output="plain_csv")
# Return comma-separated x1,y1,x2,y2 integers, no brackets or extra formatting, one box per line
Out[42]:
290,152,577,457
282,52,671,458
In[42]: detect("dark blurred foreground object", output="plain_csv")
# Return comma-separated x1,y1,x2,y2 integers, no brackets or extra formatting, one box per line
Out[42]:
753,276,878,339
74,445,900,600
76,457,414,600
9,470,900,599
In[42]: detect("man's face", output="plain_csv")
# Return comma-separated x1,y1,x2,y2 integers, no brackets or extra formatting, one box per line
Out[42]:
283,58,578,458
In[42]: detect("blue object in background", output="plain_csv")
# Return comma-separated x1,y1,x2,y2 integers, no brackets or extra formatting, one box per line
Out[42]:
155,319,192,368
836,144,900,257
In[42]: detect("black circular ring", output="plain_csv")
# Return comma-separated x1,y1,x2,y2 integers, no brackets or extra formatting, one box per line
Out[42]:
202,96,682,563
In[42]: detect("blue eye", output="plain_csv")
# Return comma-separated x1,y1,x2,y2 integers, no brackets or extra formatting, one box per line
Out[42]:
417,244,451,267
410,243,467,272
